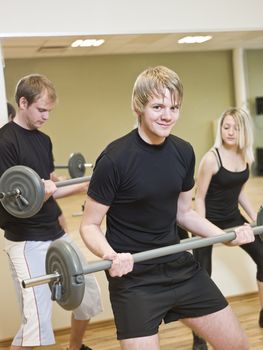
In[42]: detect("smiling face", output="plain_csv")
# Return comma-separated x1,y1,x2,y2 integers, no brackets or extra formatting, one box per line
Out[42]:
138,88,180,144
131,66,183,144
221,114,239,148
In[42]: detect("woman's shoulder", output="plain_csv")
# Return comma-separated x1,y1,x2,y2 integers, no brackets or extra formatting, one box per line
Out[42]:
200,148,219,171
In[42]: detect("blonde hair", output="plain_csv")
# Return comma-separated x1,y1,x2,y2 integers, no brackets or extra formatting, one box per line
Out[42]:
214,107,254,164
131,66,183,117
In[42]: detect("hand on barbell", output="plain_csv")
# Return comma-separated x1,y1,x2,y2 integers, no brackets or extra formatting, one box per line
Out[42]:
225,223,255,246
103,252,134,277
0,165,92,218
51,173,68,182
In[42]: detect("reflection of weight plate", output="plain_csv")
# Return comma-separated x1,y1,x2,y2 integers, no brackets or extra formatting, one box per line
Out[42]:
68,153,86,178
257,205,263,242
0,166,45,218
46,240,85,310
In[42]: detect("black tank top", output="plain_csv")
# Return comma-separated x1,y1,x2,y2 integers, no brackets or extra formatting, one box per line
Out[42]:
205,148,249,222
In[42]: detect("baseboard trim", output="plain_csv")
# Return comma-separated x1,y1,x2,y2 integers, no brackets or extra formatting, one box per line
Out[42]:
55,318,116,337
226,291,257,303
0,318,115,346
0,292,258,346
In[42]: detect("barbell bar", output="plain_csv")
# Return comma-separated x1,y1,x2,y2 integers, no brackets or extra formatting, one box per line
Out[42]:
21,205,263,311
0,165,91,218
55,152,93,178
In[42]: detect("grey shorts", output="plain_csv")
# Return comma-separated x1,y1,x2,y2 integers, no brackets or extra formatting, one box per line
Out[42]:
107,251,228,340
4,234,103,346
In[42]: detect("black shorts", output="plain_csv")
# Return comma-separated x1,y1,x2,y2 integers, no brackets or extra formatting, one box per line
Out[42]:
106,252,228,340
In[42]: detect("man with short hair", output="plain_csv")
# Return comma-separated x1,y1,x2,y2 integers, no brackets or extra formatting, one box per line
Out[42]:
0,74,102,350
80,66,254,350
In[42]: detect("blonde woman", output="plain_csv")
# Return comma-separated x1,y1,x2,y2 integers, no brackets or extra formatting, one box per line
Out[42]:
193,107,263,350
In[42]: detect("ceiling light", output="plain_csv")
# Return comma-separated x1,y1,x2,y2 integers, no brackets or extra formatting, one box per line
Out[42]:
71,39,105,48
178,35,212,44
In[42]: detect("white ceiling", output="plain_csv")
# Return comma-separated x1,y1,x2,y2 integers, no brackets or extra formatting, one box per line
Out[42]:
2,30,263,59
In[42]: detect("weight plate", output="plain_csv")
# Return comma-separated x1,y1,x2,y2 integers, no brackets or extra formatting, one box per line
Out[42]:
0,166,45,218
68,153,86,178
46,240,85,311
257,205,263,242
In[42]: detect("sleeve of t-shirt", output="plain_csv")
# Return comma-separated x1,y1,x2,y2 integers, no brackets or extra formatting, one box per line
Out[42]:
88,153,120,206
181,144,195,192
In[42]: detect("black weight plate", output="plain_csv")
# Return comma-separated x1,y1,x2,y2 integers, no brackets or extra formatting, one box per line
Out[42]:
68,153,86,178
0,165,45,218
46,240,85,311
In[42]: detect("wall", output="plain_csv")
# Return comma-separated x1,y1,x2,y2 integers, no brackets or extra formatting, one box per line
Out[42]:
246,49,263,148
4,50,234,169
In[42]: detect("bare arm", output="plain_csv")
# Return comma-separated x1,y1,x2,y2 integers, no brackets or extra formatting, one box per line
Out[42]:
53,182,89,199
80,196,114,258
80,196,134,277
177,189,224,238
177,188,255,246
50,171,89,199
195,151,218,217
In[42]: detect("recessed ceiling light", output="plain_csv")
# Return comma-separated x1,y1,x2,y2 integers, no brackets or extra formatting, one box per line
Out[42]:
178,35,212,44
71,39,105,48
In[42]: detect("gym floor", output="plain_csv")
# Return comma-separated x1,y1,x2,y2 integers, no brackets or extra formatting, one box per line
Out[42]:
0,293,262,349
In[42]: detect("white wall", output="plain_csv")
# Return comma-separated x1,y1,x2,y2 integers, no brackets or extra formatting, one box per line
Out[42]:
213,245,257,295
1,0,263,37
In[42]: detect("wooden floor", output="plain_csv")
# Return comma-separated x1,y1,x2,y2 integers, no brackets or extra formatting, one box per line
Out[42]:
1,293,262,349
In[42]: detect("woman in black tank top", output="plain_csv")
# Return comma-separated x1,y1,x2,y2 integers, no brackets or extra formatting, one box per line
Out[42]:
192,108,263,350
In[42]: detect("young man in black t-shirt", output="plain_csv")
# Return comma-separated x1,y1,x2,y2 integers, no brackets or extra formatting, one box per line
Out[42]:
0,74,102,350
80,66,254,350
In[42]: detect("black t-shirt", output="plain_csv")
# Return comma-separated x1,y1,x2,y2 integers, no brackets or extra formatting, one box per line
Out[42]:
0,122,64,241
88,129,195,263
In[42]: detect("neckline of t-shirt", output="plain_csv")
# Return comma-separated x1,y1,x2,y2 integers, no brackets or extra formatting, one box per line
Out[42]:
12,121,39,134
134,129,167,152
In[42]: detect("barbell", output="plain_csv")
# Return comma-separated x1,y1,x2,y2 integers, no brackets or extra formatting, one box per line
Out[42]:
21,205,263,311
0,165,91,218
55,152,93,178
